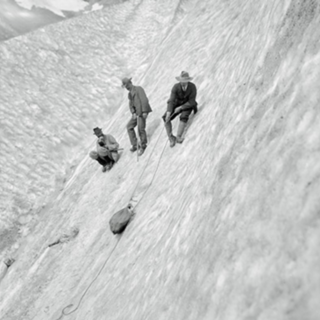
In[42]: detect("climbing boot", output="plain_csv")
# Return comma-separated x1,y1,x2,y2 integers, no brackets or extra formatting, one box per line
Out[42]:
169,135,176,147
176,121,187,143
176,136,184,144
138,145,147,156
138,148,145,156
130,145,137,152
102,166,107,172
105,161,114,171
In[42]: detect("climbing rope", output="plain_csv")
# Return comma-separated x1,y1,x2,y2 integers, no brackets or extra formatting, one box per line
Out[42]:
128,109,180,206
132,138,168,209
129,123,167,209
56,238,120,319
56,121,169,319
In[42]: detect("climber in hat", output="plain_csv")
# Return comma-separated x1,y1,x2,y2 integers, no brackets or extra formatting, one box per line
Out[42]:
122,77,152,156
162,71,198,147
89,127,120,172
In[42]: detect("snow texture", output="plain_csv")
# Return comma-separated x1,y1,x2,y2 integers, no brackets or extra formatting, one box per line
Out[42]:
0,0,320,319
15,0,88,17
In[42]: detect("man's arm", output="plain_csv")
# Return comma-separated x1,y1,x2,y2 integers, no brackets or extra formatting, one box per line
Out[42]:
181,84,197,110
128,93,135,114
167,84,178,113
106,134,119,151
137,87,150,113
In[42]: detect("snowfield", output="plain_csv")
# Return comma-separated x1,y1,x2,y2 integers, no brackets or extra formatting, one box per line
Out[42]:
0,0,320,319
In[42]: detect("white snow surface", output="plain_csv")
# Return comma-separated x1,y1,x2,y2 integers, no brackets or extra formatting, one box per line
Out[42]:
91,3,104,12
0,0,320,319
15,0,88,17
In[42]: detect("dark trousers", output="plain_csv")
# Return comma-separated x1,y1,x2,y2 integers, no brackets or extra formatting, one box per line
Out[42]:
162,103,194,123
96,155,113,167
126,116,147,148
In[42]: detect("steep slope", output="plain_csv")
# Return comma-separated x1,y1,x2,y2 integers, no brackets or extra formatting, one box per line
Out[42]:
0,0,179,253
1,0,320,319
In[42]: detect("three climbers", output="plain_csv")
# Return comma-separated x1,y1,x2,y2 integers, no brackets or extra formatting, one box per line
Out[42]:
90,71,198,172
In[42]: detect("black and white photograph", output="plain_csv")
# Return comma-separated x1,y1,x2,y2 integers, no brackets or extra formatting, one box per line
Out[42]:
0,0,319,319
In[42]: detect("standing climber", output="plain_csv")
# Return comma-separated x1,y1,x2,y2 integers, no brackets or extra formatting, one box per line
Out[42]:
163,71,198,147
89,127,120,172
122,77,152,156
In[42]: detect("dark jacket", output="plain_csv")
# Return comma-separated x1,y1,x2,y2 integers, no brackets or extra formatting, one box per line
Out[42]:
167,82,197,113
128,85,152,116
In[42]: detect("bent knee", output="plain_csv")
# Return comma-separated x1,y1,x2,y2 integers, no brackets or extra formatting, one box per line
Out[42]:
179,116,189,123
89,151,99,159
112,152,120,162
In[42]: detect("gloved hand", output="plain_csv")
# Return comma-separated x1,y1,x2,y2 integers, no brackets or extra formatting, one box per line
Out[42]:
132,113,137,120
165,112,171,123
142,112,148,119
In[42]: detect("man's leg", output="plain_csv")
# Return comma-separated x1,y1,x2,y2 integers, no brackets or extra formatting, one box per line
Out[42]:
166,121,177,147
137,116,147,150
96,156,113,172
89,150,112,172
162,111,178,147
111,151,119,162
126,117,138,151
96,157,108,166
97,157,108,172
177,109,192,143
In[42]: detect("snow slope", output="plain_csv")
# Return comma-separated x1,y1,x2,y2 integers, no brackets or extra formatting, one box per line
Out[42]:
15,0,88,16
0,0,124,41
0,0,320,319
0,0,63,42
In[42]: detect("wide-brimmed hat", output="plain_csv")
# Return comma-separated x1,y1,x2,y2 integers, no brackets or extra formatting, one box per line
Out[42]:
175,71,193,82
93,127,103,135
121,77,132,88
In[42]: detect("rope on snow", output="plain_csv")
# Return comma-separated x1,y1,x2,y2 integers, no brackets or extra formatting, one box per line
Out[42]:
56,122,168,319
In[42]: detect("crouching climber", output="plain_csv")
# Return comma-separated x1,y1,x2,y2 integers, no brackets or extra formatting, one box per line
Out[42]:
90,127,120,172
162,71,198,147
